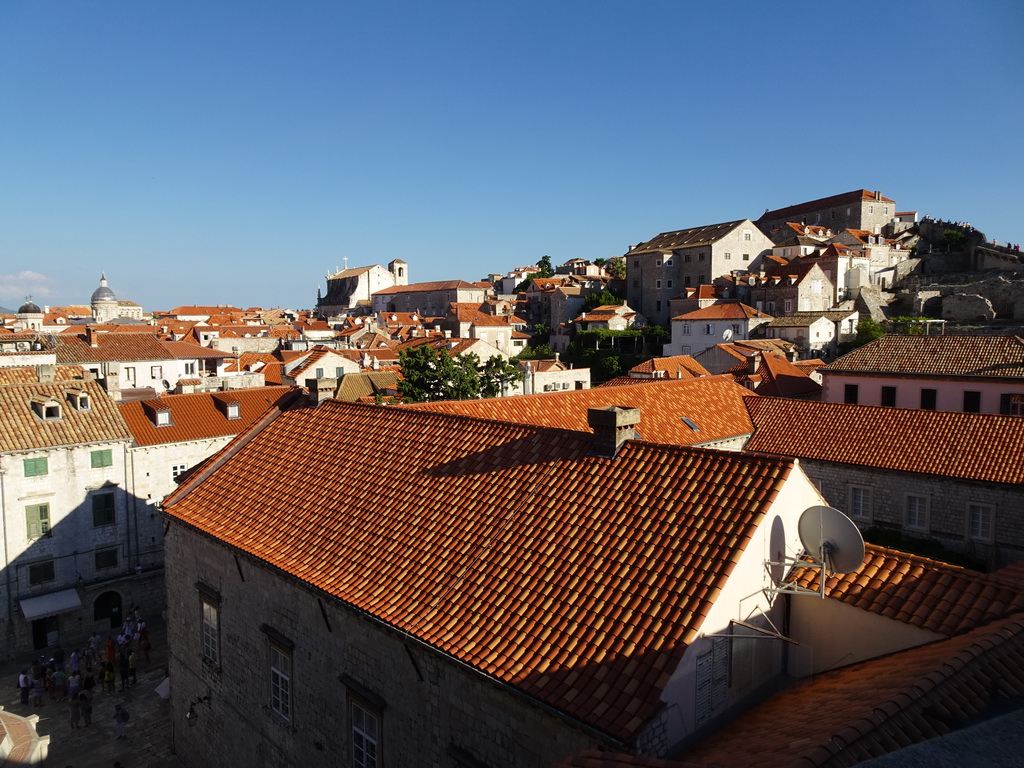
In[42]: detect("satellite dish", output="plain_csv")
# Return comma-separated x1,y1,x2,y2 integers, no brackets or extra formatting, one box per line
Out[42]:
797,505,865,575
722,328,734,341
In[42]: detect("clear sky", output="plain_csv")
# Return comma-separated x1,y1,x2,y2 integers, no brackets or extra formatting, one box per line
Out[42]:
2,0,1021,312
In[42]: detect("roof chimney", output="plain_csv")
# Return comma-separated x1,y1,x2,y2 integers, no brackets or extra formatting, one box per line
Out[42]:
875,190,882,201
86,326,99,347
36,364,56,383
305,378,335,406
747,351,761,375
588,406,641,459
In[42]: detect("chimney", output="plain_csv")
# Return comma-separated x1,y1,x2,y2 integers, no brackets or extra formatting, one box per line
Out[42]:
554,352,560,363
86,326,99,347
588,406,641,459
304,378,335,406
747,351,761,375
443,330,451,339
875,190,882,201
36,364,56,383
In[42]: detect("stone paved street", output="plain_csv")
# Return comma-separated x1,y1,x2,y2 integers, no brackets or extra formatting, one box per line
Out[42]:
1,617,184,767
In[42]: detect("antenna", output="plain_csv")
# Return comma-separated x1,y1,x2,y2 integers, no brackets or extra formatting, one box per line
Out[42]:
765,506,865,599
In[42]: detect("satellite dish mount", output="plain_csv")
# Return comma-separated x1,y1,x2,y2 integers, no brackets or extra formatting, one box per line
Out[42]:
766,506,865,599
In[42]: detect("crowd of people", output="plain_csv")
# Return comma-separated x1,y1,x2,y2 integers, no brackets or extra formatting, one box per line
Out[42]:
16,604,151,738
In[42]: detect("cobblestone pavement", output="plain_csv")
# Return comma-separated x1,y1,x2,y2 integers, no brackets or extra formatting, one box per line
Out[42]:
1,617,184,767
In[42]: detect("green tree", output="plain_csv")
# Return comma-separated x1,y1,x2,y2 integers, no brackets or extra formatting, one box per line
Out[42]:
516,343,553,360
397,346,480,402
604,258,626,280
940,229,967,252
581,290,622,312
478,356,524,398
536,255,554,277
836,318,885,356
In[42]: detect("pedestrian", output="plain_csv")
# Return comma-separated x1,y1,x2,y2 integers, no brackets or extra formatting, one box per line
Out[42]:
128,650,138,686
52,666,67,701
53,646,65,669
69,648,80,674
118,655,130,691
18,669,31,705
104,636,116,664
80,692,93,727
69,693,81,728
83,643,94,673
102,662,116,695
113,703,130,740
31,674,45,706
68,670,81,700
140,627,151,664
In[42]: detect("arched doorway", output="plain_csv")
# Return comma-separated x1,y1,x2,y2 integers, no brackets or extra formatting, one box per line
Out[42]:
94,591,122,629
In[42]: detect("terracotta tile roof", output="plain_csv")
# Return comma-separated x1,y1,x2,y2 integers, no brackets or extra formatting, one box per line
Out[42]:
823,335,1024,378
119,386,299,446
757,189,895,224
628,220,748,254
160,341,228,360
372,280,480,295
597,376,663,388
54,332,176,363
407,377,756,447
162,305,243,316
0,369,132,451
629,356,710,379
753,354,822,398
163,401,795,741
334,372,399,402
744,397,1024,484
678,614,1024,768
672,302,771,321
0,365,84,385
792,544,1024,636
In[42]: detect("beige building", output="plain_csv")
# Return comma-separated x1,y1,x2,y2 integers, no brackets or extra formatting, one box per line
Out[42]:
756,189,897,237
626,220,774,326
317,261,408,316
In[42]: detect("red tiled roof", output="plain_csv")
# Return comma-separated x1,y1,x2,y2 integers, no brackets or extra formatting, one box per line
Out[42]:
54,332,175,363
407,377,756,447
628,220,748,254
754,354,822,398
0,369,132,451
628,356,709,379
119,386,299,446
744,397,1024,484
792,544,1024,636
757,189,895,223
371,280,481,295
822,335,1024,378
160,341,228,360
597,376,663,388
678,614,1024,768
672,302,771,321
163,401,795,742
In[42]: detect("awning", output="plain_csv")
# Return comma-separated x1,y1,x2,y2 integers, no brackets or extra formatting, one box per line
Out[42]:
20,588,82,621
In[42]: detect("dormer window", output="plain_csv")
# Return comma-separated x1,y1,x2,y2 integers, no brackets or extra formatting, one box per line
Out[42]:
142,399,173,427
31,395,62,421
66,389,91,411
213,394,242,420
226,403,240,419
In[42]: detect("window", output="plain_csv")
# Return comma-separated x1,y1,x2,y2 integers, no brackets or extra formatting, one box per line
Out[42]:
656,280,662,289
844,384,859,405
968,503,993,541
32,399,61,421
172,463,188,480
698,253,706,262
24,457,48,477
26,504,50,539
202,597,220,665
335,367,344,378
633,260,639,268
849,486,872,520
684,276,691,287
184,362,196,375
124,367,136,384
684,254,692,263
270,642,291,719
731,324,741,334
905,495,929,531
225,403,240,419
95,548,118,570
681,323,691,336
28,560,55,586
655,300,661,312
784,299,793,313
698,275,705,284
352,701,380,768
655,259,662,266
666,280,673,289
881,386,896,407
963,391,981,413
742,253,750,261
315,368,325,378
705,324,715,335
92,493,116,527
665,258,673,266
91,449,113,469
151,365,162,379
921,388,937,410
724,252,731,260
743,230,752,241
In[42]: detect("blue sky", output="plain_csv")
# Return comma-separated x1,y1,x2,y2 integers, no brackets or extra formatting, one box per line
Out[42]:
2,0,1021,311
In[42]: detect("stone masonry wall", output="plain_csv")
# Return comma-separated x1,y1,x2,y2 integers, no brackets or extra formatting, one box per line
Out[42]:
799,461,1023,569
166,526,613,768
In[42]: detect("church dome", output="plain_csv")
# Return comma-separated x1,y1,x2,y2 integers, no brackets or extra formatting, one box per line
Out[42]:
18,299,42,314
91,274,117,304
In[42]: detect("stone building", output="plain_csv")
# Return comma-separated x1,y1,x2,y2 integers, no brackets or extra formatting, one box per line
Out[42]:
748,259,835,316
756,189,897,237
161,399,824,766
820,335,1024,414
744,397,1024,569
626,220,774,326
663,301,772,358
371,280,486,317
0,365,154,656
317,260,408,316
90,274,145,322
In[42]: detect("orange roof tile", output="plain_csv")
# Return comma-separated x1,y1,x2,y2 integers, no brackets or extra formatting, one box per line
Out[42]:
744,397,1024,484
672,302,771,321
792,544,1024,636
407,377,756,446
679,614,1024,768
758,189,895,224
628,356,709,379
372,280,480,295
119,386,300,446
753,354,822,398
163,401,795,742
823,335,1024,378
0,369,132,451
